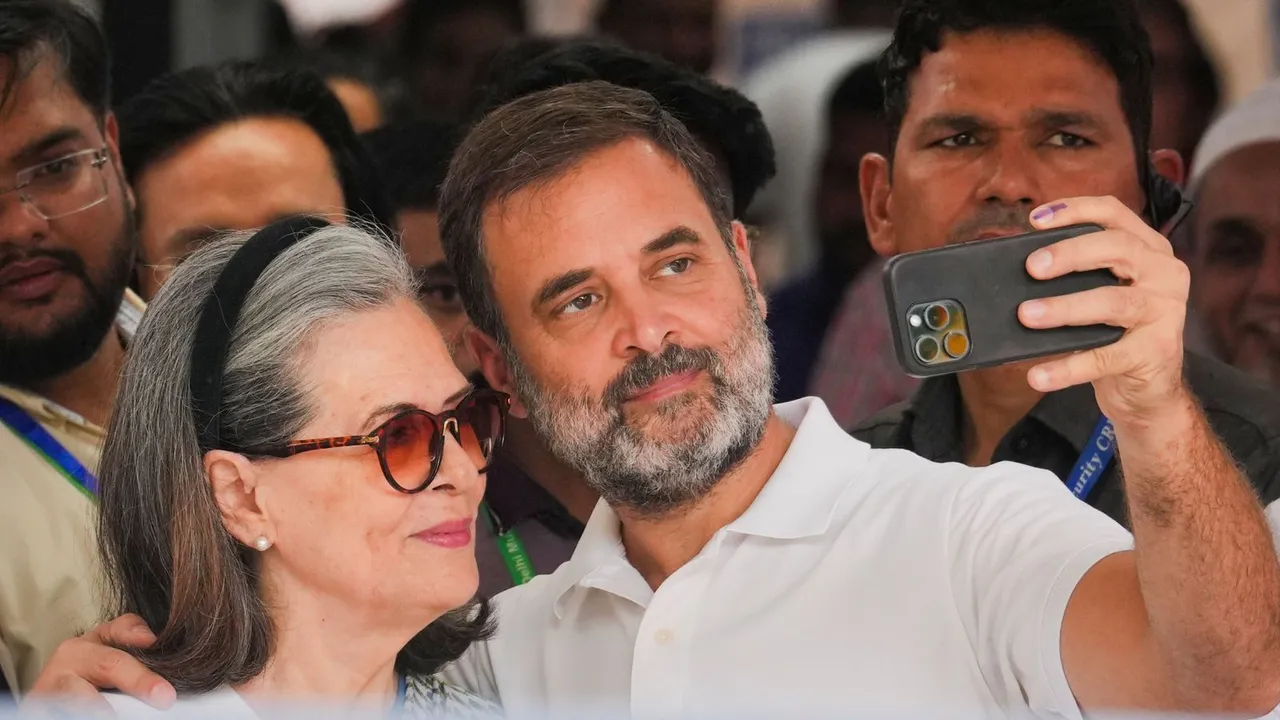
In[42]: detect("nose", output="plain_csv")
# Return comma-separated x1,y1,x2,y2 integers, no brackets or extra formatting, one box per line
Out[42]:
610,286,680,357
425,429,485,499
974,138,1042,208
0,192,50,247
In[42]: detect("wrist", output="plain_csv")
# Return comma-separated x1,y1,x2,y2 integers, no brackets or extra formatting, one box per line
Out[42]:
1110,387,1200,449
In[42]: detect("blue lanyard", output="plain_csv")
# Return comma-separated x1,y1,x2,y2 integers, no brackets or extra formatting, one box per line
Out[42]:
1065,415,1116,501
0,395,98,498
391,673,407,715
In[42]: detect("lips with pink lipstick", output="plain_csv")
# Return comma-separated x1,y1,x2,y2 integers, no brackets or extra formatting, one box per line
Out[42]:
412,518,473,549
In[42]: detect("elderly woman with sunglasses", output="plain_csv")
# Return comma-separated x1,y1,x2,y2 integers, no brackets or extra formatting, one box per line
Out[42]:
92,217,507,717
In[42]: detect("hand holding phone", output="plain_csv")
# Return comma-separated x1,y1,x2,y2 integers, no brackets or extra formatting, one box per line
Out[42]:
884,195,1193,426
1015,196,1192,424
883,222,1121,378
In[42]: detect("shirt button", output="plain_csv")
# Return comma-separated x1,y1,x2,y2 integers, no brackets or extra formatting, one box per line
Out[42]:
654,629,674,645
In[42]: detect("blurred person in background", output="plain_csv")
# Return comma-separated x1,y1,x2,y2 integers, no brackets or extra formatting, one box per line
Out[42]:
813,0,1221,427
398,0,527,120
283,47,395,132
1183,79,1280,387
117,61,391,300
594,0,718,76
852,0,1280,526
86,218,502,716
1138,0,1221,169
832,0,902,28
742,30,890,286
769,59,886,402
362,118,470,370
472,38,775,227
0,0,143,695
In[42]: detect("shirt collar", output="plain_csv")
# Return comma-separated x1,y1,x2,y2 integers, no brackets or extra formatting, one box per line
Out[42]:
549,398,868,617
724,398,868,539
0,383,101,435
905,375,1104,458
0,291,146,437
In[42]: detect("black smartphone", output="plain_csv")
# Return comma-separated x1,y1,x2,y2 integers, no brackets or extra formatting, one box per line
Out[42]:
882,223,1123,378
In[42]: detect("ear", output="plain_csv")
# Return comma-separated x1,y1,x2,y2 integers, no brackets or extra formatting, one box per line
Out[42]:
466,327,528,419
729,221,767,319
102,112,136,212
204,450,273,550
861,152,898,257
1150,148,1186,188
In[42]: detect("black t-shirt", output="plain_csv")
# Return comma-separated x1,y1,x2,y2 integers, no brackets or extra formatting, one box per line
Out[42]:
852,352,1280,526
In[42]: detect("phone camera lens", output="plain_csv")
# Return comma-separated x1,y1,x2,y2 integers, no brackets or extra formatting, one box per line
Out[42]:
924,303,950,330
943,331,970,359
915,335,941,364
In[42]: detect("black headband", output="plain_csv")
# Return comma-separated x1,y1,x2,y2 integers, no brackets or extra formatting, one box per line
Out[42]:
190,215,333,454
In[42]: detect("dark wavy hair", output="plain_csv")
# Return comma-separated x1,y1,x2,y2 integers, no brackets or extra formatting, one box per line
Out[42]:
362,118,463,213
0,0,110,118
472,37,776,218
880,0,1154,166
116,60,392,230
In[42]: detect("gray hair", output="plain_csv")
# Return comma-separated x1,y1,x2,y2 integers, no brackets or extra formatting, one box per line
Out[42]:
98,222,492,693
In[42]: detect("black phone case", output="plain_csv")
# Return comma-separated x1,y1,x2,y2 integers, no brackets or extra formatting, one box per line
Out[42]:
883,223,1123,378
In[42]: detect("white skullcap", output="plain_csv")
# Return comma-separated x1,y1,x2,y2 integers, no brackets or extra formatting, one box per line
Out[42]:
1188,79,1280,196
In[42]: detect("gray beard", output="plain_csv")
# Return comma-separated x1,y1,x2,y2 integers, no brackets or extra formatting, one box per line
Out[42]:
505,294,775,519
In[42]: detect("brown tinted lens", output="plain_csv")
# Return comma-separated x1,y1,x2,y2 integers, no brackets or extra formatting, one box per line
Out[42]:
457,393,503,471
379,412,438,490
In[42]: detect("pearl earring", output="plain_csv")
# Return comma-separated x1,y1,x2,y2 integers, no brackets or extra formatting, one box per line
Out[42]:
254,536,271,552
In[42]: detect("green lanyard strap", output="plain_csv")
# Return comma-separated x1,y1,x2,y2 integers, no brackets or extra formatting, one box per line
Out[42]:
481,502,536,586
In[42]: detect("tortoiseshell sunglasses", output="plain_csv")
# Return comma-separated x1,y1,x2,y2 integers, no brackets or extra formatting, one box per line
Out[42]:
241,388,510,493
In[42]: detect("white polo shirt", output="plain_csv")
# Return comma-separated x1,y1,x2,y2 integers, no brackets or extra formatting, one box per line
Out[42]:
442,399,1134,718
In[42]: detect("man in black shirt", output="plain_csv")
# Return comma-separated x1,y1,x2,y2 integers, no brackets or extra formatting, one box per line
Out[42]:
850,0,1280,523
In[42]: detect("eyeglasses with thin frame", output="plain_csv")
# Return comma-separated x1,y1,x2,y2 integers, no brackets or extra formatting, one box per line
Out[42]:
239,388,511,494
0,147,111,221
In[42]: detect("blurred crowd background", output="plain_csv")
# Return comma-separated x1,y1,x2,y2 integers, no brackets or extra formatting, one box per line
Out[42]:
74,0,1280,286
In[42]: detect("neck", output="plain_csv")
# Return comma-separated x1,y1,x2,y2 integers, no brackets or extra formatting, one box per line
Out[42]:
505,418,598,523
957,362,1042,466
28,326,125,427
619,413,796,589
236,570,421,708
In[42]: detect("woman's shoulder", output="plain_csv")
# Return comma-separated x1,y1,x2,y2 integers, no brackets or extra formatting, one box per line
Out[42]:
100,687,257,718
402,673,502,718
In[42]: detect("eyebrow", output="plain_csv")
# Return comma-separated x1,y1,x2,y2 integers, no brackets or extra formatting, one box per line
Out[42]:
533,268,593,312
1207,217,1264,240
917,110,1105,139
169,225,229,254
1026,109,1104,132
415,261,453,280
531,227,706,312
917,113,989,138
642,226,704,255
10,127,86,166
361,383,475,431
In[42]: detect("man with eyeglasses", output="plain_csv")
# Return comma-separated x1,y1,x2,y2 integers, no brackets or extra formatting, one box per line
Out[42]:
0,0,143,696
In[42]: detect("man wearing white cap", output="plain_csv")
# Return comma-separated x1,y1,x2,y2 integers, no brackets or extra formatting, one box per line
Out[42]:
1184,79,1280,387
